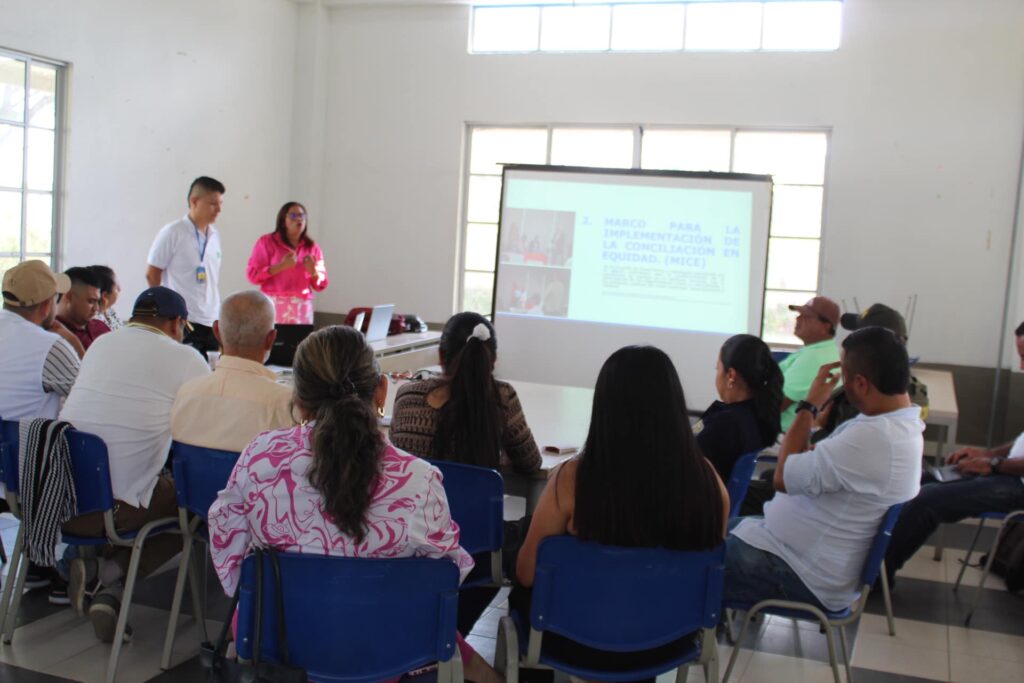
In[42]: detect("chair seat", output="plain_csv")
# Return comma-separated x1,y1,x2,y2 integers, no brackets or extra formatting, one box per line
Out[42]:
63,521,179,547
509,609,703,681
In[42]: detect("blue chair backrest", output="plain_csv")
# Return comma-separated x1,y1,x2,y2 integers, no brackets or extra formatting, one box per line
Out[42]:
235,552,460,683
0,419,19,494
171,441,240,520
531,536,725,652
427,459,503,555
859,503,904,587
0,420,114,517
725,451,759,518
770,350,792,363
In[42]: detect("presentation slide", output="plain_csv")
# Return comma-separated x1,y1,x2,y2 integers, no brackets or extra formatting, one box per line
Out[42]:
494,168,769,335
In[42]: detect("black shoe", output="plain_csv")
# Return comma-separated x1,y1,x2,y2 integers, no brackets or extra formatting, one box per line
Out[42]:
48,576,70,605
24,563,56,590
88,592,132,644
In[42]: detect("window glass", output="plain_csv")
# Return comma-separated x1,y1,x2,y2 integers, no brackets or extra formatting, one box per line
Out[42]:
0,124,24,187
765,237,819,291
472,7,540,52
550,128,633,168
0,57,25,122
26,192,52,253
27,128,54,191
465,222,499,272
462,270,495,315
641,129,731,172
467,175,503,224
611,4,685,51
763,289,817,345
684,2,762,50
733,131,827,185
28,64,57,129
540,5,611,52
470,128,548,175
762,1,842,51
770,185,823,238
0,190,20,252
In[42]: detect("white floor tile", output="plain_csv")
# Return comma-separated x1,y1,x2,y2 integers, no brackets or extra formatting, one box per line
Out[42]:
738,651,840,683
851,629,950,681
899,544,948,583
950,651,1024,683
942,548,1007,590
857,613,949,651
948,623,1024,663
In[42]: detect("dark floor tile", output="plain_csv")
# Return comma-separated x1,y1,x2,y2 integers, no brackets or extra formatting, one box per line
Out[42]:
864,577,948,625
142,655,204,683
0,661,76,682
849,666,948,683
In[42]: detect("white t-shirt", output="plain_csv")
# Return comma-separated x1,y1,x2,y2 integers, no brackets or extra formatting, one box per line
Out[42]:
732,406,924,611
1008,432,1024,484
147,215,222,326
59,325,210,507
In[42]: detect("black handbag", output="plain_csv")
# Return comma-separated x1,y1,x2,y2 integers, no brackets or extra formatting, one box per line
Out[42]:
201,548,307,682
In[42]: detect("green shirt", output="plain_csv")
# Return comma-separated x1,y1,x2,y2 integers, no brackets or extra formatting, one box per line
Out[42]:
778,338,841,431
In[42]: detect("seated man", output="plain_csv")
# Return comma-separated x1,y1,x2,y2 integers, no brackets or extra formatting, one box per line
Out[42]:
725,327,923,612
55,266,110,354
779,296,841,432
0,260,80,420
886,322,1024,581
171,290,292,452
60,287,209,641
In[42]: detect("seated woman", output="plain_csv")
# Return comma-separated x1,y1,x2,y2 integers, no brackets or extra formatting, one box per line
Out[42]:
514,345,728,671
208,325,499,682
390,312,541,634
391,311,541,474
695,334,784,481
89,265,123,330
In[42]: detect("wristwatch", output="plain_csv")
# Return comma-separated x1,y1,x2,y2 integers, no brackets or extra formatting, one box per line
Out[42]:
989,456,1005,472
795,400,818,418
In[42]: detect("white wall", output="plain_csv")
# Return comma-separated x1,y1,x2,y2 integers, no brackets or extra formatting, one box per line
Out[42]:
0,0,298,315
319,0,1024,368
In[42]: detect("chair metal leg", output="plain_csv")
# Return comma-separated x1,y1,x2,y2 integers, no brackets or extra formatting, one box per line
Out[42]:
106,541,145,683
700,627,719,683
675,664,689,683
160,539,194,670
964,512,1024,627
953,518,986,592
2,530,30,644
838,625,853,683
820,619,842,683
188,544,208,643
879,561,896,636
0,534,7,564
0,526,25,639
722,609,757,683
496,615,519,683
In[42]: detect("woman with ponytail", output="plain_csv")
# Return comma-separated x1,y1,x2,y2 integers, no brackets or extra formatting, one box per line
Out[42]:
208,325,501,682
695,334,785,480
391,311,541,474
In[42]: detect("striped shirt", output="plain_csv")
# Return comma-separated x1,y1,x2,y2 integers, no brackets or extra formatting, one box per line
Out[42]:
41,338,80,398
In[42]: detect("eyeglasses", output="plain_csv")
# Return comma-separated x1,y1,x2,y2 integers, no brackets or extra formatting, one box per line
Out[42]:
287,212,306,220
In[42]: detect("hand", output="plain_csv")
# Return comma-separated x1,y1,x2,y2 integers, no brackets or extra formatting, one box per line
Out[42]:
947,446,987,465
956,456,993,476
278,250,298,271
805,361,842,408
814,398,834,429
302,255,317,276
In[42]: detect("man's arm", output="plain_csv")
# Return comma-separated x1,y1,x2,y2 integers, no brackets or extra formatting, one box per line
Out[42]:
47,318,85,359
773,361,842,493
41,338,81,397
146,265,163,287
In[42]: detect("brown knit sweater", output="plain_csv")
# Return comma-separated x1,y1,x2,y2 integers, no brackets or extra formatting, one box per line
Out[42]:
390,377,542,474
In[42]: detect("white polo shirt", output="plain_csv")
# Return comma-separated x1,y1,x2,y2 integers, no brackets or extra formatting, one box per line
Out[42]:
1008,432,1024,484
147,215,222,327
732,406,924,611
59,324,210,507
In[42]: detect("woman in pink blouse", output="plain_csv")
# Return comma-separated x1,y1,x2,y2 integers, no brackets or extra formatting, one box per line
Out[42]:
245,201,328,324
208,325,500,682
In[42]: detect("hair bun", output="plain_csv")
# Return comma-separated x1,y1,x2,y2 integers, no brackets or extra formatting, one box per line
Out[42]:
466,322,491,343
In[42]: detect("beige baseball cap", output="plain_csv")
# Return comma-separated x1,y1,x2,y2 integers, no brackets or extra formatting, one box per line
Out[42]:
2,260,71,307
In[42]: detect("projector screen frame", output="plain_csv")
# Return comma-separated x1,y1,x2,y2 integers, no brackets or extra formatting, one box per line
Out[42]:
490,163,774,334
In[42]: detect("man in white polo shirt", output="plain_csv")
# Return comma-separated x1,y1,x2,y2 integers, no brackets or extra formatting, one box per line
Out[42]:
725,327,923,612
146,176,225,359
0,260,80,420
60,286,209,642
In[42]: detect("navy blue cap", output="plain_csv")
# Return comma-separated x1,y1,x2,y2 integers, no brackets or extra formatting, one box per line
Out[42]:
132,286,189,321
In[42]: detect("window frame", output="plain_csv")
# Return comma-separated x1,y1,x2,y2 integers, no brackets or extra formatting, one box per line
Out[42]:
458,123,830,345
0,47,67,272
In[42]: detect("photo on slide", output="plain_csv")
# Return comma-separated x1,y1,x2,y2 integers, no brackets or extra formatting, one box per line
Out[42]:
496,264,571,318
499,208,575,267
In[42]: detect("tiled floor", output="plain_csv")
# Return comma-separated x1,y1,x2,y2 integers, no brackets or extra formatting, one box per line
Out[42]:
0,510,1020,682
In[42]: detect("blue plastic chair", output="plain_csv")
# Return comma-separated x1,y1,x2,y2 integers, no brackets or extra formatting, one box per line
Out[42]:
722,503,904,683
952,508,1024,626
160,441,241,669
235,552,463,683
496,536,725,683
0,422,178,683
725,451,759,519
428,459,505,586
770,350,792,364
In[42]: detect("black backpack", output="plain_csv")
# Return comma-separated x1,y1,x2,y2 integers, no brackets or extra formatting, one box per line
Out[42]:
980,520,1024,593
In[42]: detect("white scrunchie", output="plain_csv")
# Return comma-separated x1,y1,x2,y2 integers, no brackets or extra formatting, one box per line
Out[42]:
467,322,492,343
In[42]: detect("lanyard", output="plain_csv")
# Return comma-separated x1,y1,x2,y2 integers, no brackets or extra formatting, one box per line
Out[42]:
194,225,208,263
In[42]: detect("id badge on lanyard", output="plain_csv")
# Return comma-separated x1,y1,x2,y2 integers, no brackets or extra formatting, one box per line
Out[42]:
194,226,209,285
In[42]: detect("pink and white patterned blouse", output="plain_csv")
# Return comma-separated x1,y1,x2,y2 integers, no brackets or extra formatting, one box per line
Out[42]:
245,232,329,300
208,425,474,596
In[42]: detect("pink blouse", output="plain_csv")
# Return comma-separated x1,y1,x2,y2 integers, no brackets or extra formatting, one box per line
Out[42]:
208,425,474,596
245,233,329,299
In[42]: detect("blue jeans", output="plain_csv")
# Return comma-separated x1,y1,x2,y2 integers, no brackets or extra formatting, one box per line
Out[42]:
885,474,1024,573
724,517,826,610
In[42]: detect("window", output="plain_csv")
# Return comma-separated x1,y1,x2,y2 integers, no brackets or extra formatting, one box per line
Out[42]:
0,49,65,280
470,1,841,53
460,125,828,344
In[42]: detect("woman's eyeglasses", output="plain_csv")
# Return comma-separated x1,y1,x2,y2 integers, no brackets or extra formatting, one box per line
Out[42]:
288,212,306,220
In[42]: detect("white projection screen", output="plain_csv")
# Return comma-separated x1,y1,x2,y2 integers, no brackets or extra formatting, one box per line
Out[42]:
492,165,773,411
